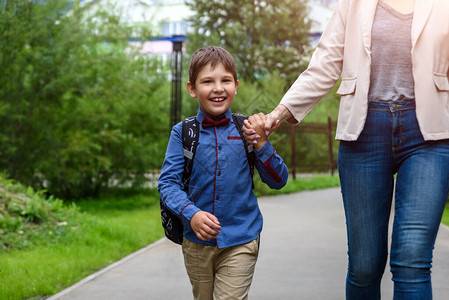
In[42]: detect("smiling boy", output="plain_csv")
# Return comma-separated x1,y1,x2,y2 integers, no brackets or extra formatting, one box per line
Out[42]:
158,46,288,300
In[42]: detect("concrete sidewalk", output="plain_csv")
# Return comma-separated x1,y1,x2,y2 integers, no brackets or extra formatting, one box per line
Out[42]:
48,188,449,300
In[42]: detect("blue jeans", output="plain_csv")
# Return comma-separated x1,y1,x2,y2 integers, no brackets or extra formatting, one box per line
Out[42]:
338,100,449,300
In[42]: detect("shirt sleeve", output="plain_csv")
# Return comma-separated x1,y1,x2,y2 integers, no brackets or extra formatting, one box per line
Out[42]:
254,140,289,190
157,124,201,222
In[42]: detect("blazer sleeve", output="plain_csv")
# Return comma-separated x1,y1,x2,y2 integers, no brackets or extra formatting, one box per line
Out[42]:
280,0,349,124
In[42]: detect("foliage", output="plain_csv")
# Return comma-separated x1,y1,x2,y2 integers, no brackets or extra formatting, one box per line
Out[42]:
0,0,340,199
0,174,80,251
230,73,341,173
182,0,341,172
185,0,312,87
231,70,288,115
0,186,163,300
285,79,341,171
442,199,449,227
254,174,340,197
0,0,169,199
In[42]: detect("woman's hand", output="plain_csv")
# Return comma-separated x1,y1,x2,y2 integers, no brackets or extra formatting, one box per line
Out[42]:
243,104,294,145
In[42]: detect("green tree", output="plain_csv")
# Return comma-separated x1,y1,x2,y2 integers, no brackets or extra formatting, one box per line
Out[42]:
185,0,312,87
184,0,342,175
0,0,170,198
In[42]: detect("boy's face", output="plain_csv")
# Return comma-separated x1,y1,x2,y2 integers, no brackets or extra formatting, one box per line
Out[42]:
187,63,239,117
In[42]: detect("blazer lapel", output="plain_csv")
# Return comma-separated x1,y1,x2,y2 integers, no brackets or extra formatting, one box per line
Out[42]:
361,0,380,56
411,0,434,50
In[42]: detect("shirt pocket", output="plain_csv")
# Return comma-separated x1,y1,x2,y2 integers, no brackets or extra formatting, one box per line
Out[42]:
433,72,449,92
336,77,357,95
224,136,247,161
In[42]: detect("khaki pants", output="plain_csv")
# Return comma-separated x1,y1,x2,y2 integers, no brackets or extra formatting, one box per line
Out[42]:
182,238,260,300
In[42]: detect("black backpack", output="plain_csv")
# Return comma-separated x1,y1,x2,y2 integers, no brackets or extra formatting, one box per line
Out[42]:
160,113,256,245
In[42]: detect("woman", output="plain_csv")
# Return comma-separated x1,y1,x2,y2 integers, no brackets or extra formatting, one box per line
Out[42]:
244,0,449,299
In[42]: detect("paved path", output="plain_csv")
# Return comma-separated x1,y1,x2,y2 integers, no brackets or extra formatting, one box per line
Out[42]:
48,188,449,300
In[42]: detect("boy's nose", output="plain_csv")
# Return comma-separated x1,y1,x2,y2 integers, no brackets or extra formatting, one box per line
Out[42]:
213,84,224,92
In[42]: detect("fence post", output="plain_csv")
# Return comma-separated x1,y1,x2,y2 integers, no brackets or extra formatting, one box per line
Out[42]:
327,116,335,175
290,124,296,179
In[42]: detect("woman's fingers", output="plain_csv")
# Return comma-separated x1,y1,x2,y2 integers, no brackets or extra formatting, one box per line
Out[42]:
264,112,279,135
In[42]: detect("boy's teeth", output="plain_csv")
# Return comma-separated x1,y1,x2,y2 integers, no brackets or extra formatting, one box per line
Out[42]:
211,97,225,102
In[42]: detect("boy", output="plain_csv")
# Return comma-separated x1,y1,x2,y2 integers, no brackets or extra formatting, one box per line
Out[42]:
158,46,288,300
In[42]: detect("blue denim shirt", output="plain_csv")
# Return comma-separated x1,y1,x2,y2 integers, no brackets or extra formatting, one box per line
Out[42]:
158,109,288,248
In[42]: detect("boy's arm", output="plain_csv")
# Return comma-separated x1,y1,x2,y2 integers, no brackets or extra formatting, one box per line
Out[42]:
247,114,289,190
158,123,222,241
157,124,201,222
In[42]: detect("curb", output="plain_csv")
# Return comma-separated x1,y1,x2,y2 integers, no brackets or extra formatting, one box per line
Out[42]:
46,238,166,300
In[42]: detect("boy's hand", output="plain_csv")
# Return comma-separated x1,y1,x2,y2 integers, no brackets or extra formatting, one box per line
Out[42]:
244,113,268,150
243,105,294,146
190,211,221,241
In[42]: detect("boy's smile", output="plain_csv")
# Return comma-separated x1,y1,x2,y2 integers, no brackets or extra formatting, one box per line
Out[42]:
187,63,239,117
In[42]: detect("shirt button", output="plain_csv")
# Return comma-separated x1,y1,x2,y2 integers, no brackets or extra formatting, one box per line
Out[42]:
217,171,221,176
216,195,220,200
218,146,222,150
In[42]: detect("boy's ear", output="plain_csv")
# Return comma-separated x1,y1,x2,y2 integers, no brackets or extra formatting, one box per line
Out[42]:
235,79,239,95
186,81,197,98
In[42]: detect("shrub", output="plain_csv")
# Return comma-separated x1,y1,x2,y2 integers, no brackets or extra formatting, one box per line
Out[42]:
0,174,80,251
0,0,169,199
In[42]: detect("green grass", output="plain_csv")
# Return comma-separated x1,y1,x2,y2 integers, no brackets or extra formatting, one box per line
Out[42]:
442,201,449,227
0,189,165,300
254,174,341,197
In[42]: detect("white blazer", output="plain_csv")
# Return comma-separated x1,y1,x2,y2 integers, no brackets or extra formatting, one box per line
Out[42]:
280,0,449,141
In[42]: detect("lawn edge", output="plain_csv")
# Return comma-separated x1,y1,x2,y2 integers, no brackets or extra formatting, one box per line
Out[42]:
46,238,166,299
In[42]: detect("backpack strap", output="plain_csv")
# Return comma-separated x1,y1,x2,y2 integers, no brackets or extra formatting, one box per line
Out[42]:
160,116,199,245
232,113,256,189
181,116,200,192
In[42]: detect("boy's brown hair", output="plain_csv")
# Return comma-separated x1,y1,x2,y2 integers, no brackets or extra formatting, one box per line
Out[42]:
188,46,237,87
